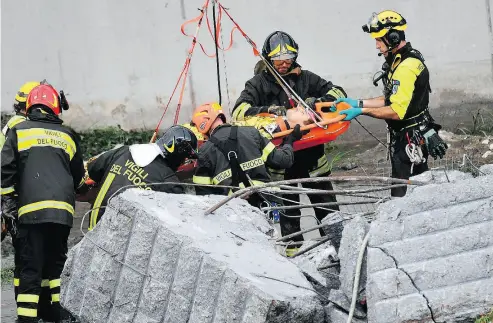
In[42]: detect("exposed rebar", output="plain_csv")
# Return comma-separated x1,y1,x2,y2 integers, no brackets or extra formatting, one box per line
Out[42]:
205,176,424,215
291,236,331,258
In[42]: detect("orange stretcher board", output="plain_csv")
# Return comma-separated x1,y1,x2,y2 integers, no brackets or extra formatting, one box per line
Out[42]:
174,102,351,177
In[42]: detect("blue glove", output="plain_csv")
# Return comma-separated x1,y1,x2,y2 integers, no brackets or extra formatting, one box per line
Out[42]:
339,107,363,121
333,97,359,109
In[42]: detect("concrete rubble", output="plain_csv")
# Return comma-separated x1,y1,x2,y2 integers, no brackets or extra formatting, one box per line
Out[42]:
60,190,326,323
479,163,493,175
338,216,369,309
59,167,493,323
367,174,493,323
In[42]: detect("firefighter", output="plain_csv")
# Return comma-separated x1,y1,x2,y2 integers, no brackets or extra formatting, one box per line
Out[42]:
85,125,198,230
0,81,41,149
1,80,59,322
334,10,448,197
232,31,347,252
192,103,304,252
1,83,85,323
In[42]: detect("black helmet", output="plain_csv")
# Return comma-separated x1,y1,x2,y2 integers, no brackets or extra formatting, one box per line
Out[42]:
156,125,198,170
262,31,299,62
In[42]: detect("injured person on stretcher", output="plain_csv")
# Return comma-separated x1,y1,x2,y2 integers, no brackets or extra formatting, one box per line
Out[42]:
183,104,317,141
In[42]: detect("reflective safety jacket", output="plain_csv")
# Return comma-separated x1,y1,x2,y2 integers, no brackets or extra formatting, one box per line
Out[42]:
2,114,27,136
86,144,184,230
232,64,347,179
384,42,432,132
1,115,27,149
1,110,85,227
192,124,294,195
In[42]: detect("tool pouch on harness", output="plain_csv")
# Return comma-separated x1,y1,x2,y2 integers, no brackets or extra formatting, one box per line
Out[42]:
208,126,281,221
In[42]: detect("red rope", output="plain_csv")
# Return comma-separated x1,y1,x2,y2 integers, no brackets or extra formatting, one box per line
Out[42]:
153,0,210,134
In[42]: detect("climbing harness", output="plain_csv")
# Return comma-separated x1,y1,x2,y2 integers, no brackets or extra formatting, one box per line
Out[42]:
405,132,426,173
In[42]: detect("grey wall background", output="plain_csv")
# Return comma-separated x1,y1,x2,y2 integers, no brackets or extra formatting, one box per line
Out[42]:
2,0,493,139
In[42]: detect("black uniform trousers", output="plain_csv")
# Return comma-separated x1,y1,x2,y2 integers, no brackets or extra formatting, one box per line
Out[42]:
15,222,71,322
281,164,343,251
14,235,55,322
390,132,429,197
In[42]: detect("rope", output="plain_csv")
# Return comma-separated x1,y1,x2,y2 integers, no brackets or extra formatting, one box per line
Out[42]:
347,232,370,323
354,118,388,149
151,0,210,140
219,15,232,111
405,133,426,174
212,0,222,105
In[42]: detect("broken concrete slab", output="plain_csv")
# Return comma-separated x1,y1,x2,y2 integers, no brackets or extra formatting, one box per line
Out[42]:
324,303,366,323
61,190,325,323
408,169,473,194
339,216,370,304
289,240,337,287
367,175,493,323
327,289,366,320
479,163,493,175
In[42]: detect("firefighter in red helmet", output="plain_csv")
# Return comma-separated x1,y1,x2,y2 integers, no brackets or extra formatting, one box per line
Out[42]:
1,83,84,322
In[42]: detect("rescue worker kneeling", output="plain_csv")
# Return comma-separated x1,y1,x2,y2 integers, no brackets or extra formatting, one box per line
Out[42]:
1,83,85,323
191,103,303,254
85,125,198,230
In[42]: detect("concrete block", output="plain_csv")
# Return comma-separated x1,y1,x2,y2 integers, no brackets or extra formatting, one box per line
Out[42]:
61,190,325,323
324,303,366,323
367,175,493,323
339,216,370,302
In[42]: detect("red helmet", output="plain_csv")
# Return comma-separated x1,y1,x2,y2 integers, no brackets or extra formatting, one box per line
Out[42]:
191,102,226,134
26,84,61,115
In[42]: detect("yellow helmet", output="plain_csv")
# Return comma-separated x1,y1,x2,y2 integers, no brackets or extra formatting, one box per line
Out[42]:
362,10,407,39
15,81,41,103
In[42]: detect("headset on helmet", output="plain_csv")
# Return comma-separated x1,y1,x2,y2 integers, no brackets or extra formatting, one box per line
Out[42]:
156,125,198,170
25,81,70,115
261,31,299,62
362,10,407,49
191,102,226,135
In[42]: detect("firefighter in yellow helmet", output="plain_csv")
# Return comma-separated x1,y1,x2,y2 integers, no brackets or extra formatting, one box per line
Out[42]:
1,80,63,322
334,10,448,197
1,81,41,149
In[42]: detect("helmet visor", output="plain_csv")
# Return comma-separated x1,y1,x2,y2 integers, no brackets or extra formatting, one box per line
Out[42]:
363,12,381,33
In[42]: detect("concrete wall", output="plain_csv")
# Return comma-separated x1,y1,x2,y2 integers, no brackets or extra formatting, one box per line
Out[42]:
2,0,493,138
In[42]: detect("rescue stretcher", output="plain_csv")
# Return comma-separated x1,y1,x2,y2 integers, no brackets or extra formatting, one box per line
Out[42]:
176,102,351,176
77,102,351,202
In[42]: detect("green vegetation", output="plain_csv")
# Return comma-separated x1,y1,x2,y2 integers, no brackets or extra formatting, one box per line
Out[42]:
475,308,493,323
457,109,493,136
1,267,14,285
79,127,153,159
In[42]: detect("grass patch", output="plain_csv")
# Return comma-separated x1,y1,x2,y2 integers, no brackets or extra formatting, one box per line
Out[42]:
324,142,357,172
1,267,14,284
476,308,493,323
456,109,493,136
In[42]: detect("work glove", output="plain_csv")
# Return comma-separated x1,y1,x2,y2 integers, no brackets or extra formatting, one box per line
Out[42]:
1,195,18,241
333,97,360,109
339,107,363,121
422,128,448,159
283,124,303,146
267,105,287,116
